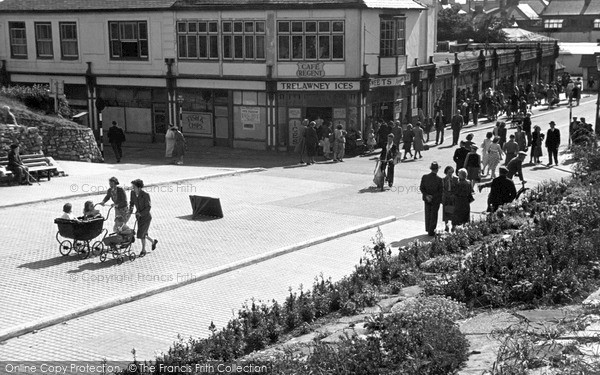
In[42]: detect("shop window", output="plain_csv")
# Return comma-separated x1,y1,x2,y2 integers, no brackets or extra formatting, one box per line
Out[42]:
544,19,563,29
109,21,148,60
380,17,406,57
177,20,218,60
59,22,78,60
277,20,344,61
35,22,53,59
9,22,28,59
594,19,600,29
222,20,265,61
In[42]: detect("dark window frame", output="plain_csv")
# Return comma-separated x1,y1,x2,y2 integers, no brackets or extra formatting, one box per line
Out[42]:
35,22,54,59
222,20,266,61
108,21,149,61
9,21,28,59
379,16,406,57
277,20,345,62
59,22,79,60
177,20,219,60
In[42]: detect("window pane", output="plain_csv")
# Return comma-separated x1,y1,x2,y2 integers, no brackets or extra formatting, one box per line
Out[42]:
122,41,139,57
306,21,316,32
333,21,344,32
140,40,148,57
278,35,290,59
332,35,343,59
292,21,303,32
319,36,330,59
62,41,78,57
306,35,316,59
223,35,232,58
188,22,198,33
111,41,122,57
292,35,303,59
209,22,218,33
245,35,254,58
199,35,208,58
121,23,136,39
110,23,119,39
256,21,265,33
178,35,187,57
245,22,254,33
234,35,243,58
178,22,187,33
209,35,218,58
234,21,243,32
256,35,265,59
318,21,330,32
278,21,289,33
138,22,147,39
223,22,232,33
188,35,198,57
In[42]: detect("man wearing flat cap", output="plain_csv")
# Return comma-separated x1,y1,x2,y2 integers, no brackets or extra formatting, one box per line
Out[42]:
420,162,443,236
545,121,560,166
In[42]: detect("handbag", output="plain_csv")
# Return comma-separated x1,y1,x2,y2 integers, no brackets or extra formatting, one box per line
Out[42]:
444,205,455,214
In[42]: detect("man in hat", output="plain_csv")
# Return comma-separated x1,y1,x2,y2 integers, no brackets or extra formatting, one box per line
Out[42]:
479,166,517,212
453,141,470,176
107,120,126,163
7,144,32,185
545,121,560,166
506,151,527,182
419,162,443,236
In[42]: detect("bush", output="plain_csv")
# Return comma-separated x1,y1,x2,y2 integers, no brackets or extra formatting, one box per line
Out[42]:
1,84,72,118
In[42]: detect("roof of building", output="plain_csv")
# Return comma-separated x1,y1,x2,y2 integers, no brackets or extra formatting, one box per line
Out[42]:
502,27,555,41
516,4,540,20
0,0,426,11
583,1,600,15
559,42,600,55
520,0,548,15
579,54,600,68
0,0,177,12
542,0,587,16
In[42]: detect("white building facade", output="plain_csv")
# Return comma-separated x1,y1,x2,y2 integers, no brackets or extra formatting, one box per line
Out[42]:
0,0,436,150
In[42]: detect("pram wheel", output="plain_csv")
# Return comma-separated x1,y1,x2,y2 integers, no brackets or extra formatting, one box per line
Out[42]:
128,252,136,261
91,241,104,257
59,240,72,256
116,256,124,265
99,250,107,263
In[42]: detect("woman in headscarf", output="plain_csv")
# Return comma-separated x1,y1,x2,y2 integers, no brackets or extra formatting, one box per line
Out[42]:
99,176,128,231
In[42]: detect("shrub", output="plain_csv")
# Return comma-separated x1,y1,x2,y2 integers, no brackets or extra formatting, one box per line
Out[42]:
1,84,72,118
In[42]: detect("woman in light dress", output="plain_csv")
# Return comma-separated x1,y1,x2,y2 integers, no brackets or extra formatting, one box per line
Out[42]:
486,137,504,179
412,122,425,159
165,125,176,159
480,132,493,176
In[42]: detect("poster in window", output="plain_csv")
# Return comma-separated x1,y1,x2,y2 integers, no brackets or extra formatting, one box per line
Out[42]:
182,112,213,136
288,108,301,118
241,106,260,131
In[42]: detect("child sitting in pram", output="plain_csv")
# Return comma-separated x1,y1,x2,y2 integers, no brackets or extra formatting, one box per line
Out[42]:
103,214,134,249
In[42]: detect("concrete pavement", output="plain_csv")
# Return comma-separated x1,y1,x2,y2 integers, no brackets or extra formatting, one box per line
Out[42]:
0,94,590,362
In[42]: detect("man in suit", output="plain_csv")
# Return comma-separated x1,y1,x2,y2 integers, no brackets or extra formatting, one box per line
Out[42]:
545,121,560,166
451,112,464,146
420,162,443,236
507,151,527,182
379,134,398,189
453,142,470,176
107,120,126,163
483,166,517,212
7,144,32,185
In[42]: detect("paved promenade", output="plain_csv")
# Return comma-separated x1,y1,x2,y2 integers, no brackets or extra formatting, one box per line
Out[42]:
0,96,590,362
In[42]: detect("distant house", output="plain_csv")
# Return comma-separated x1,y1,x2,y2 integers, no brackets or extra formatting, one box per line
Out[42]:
539,0,600,43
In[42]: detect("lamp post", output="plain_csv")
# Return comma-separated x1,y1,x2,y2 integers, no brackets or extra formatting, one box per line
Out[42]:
595,56,600,136
177,94,184,132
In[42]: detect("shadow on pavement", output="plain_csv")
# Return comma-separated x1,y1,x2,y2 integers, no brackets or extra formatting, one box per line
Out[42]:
176,214,220,222
66,257,128,272
18,254,82,270
358,186,385,194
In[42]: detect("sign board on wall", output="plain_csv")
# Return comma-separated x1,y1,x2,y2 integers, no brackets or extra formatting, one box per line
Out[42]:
241,107,260,126
182,112,213,136
333,108,346,119
296,62,325,78
278,81,359,91
369,76,406,89
288,108,302,118
289,119,302,146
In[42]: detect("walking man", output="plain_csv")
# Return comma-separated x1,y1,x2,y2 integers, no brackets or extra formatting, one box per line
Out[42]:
507,151,527,183
435,111,445,145
107,121,126,163
451,112,464,146
420,162,443,236
479,166,517,212
545,121,560,166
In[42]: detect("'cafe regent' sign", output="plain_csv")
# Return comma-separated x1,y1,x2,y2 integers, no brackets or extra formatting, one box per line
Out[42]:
296,62,325,78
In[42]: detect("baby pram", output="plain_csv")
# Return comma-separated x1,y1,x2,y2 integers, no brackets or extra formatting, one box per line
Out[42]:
99,216,138,264
373,160,385,190
54,205,112,259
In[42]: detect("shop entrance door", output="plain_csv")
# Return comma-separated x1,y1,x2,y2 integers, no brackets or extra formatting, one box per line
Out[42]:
305,107,332,124
214,105,231,147
152,103,167,143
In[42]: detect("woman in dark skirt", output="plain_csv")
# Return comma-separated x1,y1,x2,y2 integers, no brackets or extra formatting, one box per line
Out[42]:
129,179,158,257
442,166,458,232
453,169,474,226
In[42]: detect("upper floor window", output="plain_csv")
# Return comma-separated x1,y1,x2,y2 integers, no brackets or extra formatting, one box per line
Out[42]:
544,19,563,29
109,21,148,60
380,17,406,57
222,20,265,61
277,20,344,61
9,22,27,59
35,22,53,59
177,20,218,60
60,22,78,60
594,19,600,29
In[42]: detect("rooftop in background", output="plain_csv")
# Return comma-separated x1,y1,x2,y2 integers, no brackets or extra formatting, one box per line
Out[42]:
0,0,426,11
502,27,556,42
542,0,587,16
559,42,600,55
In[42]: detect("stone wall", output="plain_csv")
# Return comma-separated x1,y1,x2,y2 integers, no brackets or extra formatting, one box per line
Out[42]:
0,122,103,162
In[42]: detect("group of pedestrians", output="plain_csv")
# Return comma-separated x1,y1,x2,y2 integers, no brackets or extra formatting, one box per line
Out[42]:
295,119,348,164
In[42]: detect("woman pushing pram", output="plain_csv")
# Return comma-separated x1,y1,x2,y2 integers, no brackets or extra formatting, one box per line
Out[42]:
373,134,398,191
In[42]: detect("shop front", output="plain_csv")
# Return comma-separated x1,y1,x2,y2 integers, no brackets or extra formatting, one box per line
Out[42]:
275,80,360,150
367,75,407,123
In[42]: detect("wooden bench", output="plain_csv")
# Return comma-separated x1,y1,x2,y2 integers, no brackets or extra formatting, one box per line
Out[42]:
0,153,59,184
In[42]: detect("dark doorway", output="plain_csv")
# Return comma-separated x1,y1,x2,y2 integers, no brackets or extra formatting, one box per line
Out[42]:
306,107,332,124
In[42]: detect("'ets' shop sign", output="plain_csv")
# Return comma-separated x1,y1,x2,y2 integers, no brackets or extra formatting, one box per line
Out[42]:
296,62,325,78
278,81,359,91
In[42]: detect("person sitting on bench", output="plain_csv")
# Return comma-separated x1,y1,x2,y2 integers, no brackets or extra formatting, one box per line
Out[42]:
7,144,33,185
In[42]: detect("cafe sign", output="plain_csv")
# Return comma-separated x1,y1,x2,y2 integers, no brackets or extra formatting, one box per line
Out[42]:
296,62,325,78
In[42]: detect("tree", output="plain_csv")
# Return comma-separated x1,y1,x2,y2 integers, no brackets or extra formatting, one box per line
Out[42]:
472,15,510,43
438,5,474,42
